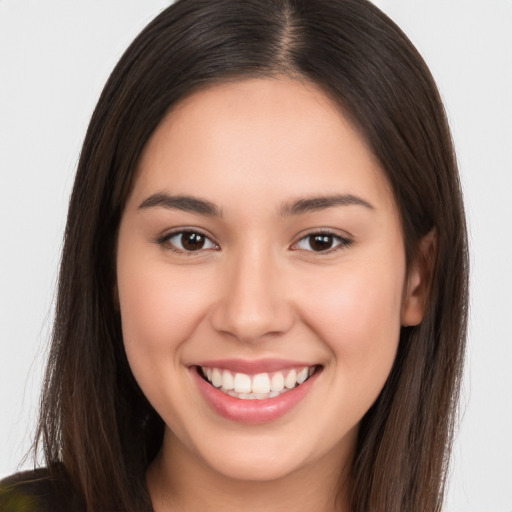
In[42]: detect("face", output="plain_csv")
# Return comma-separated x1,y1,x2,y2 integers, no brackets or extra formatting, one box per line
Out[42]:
116,78,425,484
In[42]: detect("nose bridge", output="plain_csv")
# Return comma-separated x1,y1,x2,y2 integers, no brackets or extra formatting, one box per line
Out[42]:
210,241,293,342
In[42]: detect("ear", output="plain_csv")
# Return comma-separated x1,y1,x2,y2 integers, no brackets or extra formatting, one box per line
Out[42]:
401,228,437,326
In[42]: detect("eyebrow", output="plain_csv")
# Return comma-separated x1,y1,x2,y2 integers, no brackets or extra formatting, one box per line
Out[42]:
139,193,222,217
280,194,375,216
138,192,374,217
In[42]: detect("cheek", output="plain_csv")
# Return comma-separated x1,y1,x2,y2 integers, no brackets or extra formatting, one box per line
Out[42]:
294,259,405,436
299,257,404,378
116,252,217,429
117,254,215,363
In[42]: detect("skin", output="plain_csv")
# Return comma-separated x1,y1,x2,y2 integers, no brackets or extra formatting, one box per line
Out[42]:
116,77,430,512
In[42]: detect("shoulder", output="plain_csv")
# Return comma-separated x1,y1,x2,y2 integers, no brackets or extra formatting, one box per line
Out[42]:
0,466,85,512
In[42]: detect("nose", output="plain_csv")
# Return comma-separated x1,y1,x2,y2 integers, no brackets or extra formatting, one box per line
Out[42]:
209,247,294,343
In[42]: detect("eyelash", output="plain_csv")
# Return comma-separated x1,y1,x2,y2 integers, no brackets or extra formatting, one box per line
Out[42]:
157,229,353,255
157,229,219,255
291,231,353,253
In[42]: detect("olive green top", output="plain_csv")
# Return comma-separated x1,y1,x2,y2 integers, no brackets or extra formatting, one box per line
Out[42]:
0,467,85,512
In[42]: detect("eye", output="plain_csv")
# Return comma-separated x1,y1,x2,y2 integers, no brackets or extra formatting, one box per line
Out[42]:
293,232,352,253
159,230,218,253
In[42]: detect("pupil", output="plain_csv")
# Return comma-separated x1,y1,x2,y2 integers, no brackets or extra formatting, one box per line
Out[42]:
182,232,205,251
310,235,333,251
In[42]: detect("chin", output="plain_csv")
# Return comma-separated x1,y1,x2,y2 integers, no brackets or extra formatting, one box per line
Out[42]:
205,449,309,482
186,425,348,484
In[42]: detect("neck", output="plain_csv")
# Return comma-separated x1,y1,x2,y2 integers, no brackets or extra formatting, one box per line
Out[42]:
146,429,354,512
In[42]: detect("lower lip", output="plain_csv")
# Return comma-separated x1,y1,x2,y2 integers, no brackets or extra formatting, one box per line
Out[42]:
191,367,320,424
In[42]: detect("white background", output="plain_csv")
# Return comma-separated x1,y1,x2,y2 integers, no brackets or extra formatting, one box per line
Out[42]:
1,1,511,511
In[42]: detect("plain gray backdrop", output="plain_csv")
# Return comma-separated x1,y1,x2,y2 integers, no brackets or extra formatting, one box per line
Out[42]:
1,1,511,510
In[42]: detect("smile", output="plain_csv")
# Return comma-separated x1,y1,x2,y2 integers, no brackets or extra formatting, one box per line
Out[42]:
192,359,322,423
200,366,317,400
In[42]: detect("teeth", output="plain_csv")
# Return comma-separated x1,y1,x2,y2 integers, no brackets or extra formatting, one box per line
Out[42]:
252,373,271,394
201,365,316,400
284,369,297,389
233,373,252,394
212,368,223,388
297,367,308,384
222,370,234,390
270,372,284,392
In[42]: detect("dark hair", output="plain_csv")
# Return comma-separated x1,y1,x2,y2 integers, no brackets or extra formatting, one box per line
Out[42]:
34,1,468,511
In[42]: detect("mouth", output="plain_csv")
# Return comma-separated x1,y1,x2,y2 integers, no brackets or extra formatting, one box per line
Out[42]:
197,365,321,400
192,360,323,424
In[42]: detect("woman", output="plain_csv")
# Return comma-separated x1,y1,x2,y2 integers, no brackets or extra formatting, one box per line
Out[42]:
0,0,468,511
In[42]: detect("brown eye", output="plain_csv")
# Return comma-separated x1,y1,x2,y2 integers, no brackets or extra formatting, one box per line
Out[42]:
163,230,217,252
181,232,206,251
294,233,351,252
309,234,335,251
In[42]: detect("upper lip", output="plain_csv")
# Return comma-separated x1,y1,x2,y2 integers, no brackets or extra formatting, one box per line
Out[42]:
194,358,318,374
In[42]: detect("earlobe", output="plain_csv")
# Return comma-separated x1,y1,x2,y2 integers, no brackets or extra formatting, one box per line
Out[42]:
401,228,437,327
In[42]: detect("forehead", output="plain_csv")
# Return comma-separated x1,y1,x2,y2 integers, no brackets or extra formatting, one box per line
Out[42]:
131,77,396,216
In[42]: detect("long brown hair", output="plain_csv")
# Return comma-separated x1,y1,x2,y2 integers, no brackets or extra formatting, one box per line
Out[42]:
34,1,469,510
